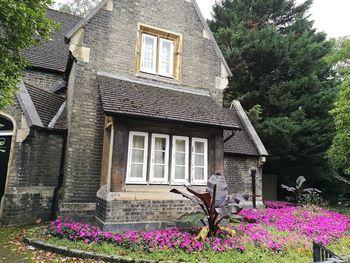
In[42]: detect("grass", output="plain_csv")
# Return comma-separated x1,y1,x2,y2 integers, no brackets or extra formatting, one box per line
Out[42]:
0,226,33,262
27,235,314,263
27,225,350,263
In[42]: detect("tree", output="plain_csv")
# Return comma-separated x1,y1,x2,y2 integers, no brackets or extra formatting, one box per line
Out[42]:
59,0,99,17
0,0,57,109
209,0,338,192
327,38,350,177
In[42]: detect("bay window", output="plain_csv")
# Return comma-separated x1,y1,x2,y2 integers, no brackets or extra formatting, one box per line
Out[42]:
191,138,208,185
150,134,170,184
126,132,208,185
126,132,148,183
171,136,189,184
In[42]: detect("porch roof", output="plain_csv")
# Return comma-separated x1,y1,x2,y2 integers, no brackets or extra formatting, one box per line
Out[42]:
97,74,239,130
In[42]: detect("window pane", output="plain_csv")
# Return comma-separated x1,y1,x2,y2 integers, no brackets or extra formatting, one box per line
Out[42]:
154,151,165,164
194,167,205,181
132,149,144,163
141,35,156,72
175,166,186,180
153,165,165,179
133,135,145,149
131,164,144,178
195,141,205,153
175,139,186,152
154,137,166,150
175,152,186,166
195,154,204,166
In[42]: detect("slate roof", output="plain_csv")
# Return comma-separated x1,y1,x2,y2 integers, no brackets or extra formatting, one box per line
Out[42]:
224,109,259,156
23,9,81,72
97,75,239,129
25,83,66,129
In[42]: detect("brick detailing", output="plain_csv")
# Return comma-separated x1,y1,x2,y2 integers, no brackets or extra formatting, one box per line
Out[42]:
96,197,199,226
224,155,263,197
24,70,66,93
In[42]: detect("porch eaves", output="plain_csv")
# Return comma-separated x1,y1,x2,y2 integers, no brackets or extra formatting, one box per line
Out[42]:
97,73,239,130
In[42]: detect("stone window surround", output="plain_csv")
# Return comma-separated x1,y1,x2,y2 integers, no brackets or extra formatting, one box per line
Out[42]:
135,23,183,83
125,131,208,186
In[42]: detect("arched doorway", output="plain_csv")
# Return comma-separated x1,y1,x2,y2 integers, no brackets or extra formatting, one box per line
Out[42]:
0,116,13,199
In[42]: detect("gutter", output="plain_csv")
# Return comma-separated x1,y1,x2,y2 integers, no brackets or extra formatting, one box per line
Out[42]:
223,129,237,144
50,129,68,220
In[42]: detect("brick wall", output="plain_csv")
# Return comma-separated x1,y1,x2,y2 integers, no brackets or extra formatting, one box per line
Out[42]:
96,197,200,231
0,102,65,225
23,70,66,92
224,154,262,197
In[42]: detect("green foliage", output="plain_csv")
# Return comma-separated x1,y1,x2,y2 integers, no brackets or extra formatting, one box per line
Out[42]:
58,0,99,17
327,38,350,177
0,0,57,109
209,0,337,189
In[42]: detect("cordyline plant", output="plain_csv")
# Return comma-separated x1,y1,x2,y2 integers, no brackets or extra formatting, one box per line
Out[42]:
170,173,250,239
281,176,321,203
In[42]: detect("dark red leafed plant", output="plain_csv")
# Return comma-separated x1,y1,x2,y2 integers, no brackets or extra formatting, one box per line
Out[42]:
170,173,249,240
281,176,321,203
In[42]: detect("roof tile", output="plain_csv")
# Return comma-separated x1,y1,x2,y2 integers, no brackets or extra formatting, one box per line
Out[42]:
98,75,239,129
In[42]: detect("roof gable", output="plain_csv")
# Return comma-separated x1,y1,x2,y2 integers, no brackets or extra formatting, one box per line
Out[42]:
64,0,232,77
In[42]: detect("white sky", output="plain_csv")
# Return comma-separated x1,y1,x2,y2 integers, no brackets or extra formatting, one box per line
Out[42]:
55,0,350,38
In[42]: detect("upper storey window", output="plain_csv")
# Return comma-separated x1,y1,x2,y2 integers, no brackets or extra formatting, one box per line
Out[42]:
136,24,182,82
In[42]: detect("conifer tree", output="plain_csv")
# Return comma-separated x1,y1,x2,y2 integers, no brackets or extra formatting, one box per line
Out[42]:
209,0,337,190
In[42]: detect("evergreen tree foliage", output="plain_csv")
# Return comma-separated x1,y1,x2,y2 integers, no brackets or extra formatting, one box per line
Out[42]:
209,0,338,191
327,38,350,178
59,0,99,17
0,0,57,109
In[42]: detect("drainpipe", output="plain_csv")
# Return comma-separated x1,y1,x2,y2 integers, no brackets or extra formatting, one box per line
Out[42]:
50,130,68,220
250,168,257,209
223,129,237,144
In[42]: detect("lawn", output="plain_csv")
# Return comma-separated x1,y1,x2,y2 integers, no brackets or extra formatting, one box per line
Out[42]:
26,202,350,263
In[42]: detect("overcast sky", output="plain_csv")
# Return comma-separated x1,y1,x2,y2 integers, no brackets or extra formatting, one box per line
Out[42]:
55,0,350,38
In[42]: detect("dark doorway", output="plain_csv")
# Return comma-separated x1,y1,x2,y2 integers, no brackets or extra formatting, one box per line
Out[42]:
0,117,13,199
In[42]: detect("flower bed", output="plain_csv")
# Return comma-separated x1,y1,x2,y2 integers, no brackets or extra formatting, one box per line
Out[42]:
30,204,350,262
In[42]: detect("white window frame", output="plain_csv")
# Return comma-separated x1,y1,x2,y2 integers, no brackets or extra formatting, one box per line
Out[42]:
191,138,208,185
158,38,174,78
140,34,157,74
171,136,189,184
126,131,149,184
149,134,170,184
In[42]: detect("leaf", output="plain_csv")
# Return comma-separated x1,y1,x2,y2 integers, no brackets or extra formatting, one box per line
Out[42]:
296,176,306,189
194,226,209,241
281,184,296,192
170,188,202,204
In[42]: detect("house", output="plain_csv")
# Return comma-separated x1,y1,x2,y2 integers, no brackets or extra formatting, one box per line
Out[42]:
0,0,268,230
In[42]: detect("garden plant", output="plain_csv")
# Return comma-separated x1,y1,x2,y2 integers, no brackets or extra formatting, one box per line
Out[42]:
170,173,249,239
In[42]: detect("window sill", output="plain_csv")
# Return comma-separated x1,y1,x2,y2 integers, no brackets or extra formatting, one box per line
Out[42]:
135,72,179,85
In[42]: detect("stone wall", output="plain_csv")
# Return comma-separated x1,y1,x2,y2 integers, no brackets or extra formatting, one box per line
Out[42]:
23,70,66,92
95,196,199,232
224,154,262,197
0,103,65,225
95,0,224,104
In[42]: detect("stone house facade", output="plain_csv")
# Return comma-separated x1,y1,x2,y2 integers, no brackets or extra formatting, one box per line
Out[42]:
0,0,267,229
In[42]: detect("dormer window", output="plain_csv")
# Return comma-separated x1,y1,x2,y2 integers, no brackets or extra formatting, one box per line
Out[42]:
135,24,182,82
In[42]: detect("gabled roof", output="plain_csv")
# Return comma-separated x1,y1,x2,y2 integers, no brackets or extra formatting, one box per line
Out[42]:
23,9,81,73
16,82,67,130
97,73,239,130
64,0,232,77
223,110,259,156
224,101,268,156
